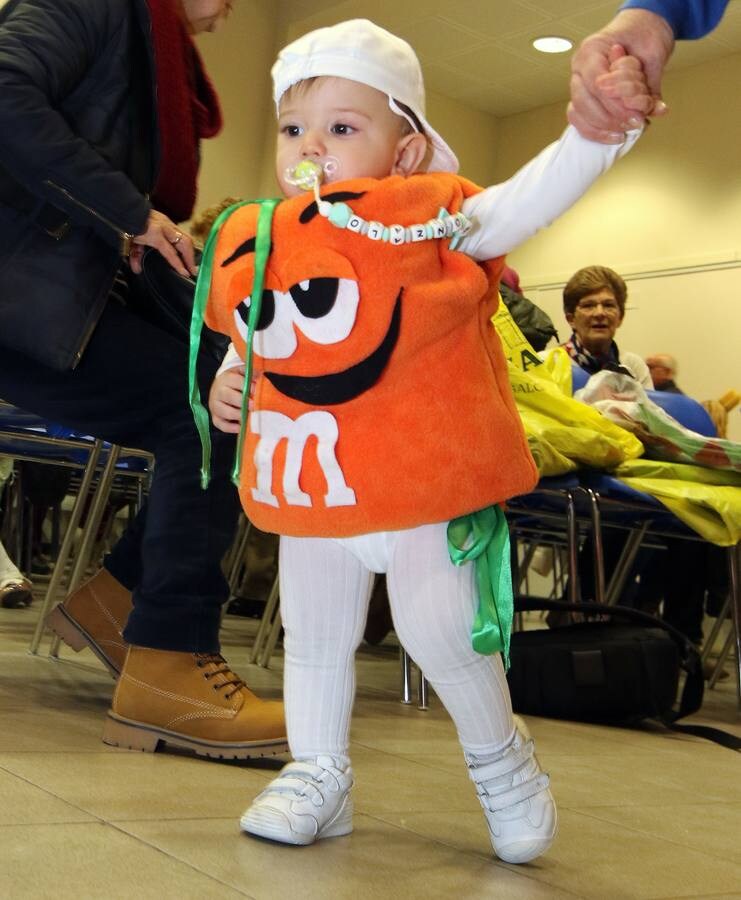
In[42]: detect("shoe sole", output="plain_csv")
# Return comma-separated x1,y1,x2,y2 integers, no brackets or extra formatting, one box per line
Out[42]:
46,605,120,679
240,797,353,845
102,712,289,760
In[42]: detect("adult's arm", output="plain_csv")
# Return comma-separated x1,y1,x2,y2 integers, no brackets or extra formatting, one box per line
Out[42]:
619,0,729,40
569,1,729,141
0,0,150,249
459,125,640,261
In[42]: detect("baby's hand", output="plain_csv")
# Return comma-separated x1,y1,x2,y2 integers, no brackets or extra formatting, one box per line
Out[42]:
595,44,658,128
209,366,246,433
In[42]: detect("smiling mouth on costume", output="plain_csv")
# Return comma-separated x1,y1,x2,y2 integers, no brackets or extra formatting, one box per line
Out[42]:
264,291,402,405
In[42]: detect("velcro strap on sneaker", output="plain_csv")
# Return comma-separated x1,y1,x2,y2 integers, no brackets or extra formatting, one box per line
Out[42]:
467,738,534,784
483,772,551,813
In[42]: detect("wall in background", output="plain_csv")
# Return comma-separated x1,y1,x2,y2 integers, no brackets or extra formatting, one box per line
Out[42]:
493,53,741,441
194,0,279,211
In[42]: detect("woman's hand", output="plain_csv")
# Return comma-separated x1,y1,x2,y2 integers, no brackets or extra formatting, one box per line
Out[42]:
129,209,197,277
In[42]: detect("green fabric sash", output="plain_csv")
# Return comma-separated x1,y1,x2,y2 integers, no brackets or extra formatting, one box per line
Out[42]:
447,505,514,667
188,197,280,489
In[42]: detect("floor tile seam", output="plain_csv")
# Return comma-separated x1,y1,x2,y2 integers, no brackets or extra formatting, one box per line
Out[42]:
0,765,109,819
353,810,588,898
651,891,738,900
0,818,97,829
555,793,741,810
104,815,239,825
561,800,741,812
565,807,741,867
107,820,256,899
0,749,112,755
646,894,741,900
350,741,465,772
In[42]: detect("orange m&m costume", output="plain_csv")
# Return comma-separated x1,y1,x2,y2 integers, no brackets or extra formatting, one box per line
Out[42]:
205,172,537,538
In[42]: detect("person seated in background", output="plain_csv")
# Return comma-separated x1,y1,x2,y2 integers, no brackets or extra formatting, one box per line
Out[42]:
546,265,652,621
557,265,653,388
646,353,681,393
0,539,31,609
0,457,32,608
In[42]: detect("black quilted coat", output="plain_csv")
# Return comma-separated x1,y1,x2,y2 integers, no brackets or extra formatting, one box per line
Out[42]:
0,0,157,370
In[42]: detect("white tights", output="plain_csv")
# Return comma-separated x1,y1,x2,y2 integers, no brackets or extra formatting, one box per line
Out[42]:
279,522,514,765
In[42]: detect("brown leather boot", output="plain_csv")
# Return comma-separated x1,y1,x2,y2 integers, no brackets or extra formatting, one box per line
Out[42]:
102,647,288,759
46,569,132,677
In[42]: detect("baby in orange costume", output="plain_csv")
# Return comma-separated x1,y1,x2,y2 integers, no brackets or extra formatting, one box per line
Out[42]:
206,172,535,538
205,19,649,861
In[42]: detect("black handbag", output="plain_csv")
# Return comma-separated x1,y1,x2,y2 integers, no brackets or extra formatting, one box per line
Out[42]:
126,247,229,361
507,598,740,750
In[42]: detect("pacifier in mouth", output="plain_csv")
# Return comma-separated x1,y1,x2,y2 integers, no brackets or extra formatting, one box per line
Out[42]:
284,157,340,191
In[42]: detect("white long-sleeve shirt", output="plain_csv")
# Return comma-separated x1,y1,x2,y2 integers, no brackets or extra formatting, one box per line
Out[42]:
216,124,640,373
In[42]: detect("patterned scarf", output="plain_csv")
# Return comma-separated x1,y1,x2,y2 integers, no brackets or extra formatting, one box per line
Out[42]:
563,331,635,378
146,0,223,223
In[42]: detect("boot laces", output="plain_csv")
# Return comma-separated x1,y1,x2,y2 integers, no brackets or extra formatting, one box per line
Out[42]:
195,653,245,700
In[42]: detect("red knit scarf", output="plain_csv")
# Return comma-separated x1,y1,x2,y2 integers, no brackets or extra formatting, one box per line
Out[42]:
146,0,223,223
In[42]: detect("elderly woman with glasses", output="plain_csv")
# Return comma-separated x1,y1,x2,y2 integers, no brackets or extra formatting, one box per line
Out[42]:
560,265,653,388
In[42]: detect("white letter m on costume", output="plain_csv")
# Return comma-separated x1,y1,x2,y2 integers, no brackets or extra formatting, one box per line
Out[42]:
250,410,357,509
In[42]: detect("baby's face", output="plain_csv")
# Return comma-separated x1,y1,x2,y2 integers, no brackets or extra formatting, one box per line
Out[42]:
276,77,408,198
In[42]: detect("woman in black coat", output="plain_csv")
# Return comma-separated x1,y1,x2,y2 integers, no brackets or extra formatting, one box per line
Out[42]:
0,0,287,759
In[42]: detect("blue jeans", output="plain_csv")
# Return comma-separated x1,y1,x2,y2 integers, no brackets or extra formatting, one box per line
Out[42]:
0,299,240,652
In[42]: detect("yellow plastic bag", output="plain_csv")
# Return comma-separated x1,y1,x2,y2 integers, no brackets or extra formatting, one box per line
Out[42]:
614,459,741,546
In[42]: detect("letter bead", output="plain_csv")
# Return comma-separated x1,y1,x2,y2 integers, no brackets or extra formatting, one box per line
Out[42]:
389,224,405,245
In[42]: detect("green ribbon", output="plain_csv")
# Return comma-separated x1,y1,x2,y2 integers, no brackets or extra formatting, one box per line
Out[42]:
188,197,280,489
447,505,514,668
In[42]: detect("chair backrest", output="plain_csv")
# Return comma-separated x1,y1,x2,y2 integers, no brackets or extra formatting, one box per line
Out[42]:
646,390,717,437
570,363,589,392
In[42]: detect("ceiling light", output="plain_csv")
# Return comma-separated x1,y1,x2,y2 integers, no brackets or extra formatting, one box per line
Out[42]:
532,36,573,54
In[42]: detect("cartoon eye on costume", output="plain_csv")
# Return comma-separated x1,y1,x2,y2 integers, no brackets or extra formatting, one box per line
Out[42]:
234,291,297,359
289,278,359,344
233,278,360,360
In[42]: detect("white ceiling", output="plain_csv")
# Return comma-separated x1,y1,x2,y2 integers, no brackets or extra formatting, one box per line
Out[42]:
278,0,741,117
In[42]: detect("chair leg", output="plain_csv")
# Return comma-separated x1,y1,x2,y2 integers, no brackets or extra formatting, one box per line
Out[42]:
417,667,429,711
249,575,280,665
701,593,730,665
49,444,121,660
258,607,283,668
225,515,251,595
581,487,606,605
400,648,413,704
708,627,735,690
566,491,580,604
68,444,121,595
29,440,104,655
727,543,741,706
605,521,650,605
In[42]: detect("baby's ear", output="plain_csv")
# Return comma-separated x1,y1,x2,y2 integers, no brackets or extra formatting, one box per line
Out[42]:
391,133,429,177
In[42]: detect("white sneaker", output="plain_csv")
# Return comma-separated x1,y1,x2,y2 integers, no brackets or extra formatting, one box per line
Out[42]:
240,755,353,846
467,726,557,864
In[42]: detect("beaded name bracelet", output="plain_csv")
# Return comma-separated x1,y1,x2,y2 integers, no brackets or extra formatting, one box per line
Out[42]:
286,160,473,249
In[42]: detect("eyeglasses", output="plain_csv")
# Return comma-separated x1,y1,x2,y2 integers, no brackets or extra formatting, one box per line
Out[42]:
575,300,621,315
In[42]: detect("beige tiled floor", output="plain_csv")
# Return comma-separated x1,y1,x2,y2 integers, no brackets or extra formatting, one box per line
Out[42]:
1,605,739,900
